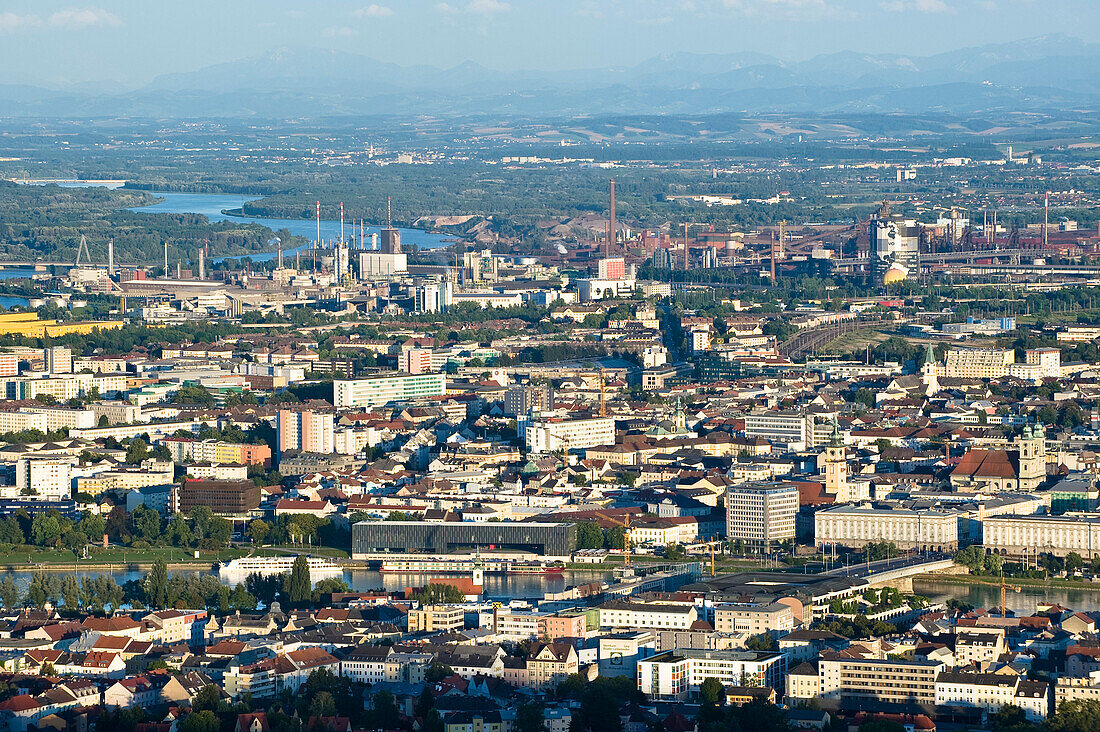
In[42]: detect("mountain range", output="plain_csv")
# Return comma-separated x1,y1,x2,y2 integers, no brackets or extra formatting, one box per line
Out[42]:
3,34,1100,119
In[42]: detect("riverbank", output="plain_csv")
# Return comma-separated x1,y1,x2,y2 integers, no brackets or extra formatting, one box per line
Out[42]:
915,572,1100,592
0,544,350,572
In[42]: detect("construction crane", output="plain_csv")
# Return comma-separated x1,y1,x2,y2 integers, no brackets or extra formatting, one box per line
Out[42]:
603,511,633,567
598,368,607,418
1000,574,1021,618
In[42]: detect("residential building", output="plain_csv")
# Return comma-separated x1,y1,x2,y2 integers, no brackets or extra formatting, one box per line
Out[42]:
277,409,335,455
713,602,795,635
818,657,944,705
523,416,616,454
636,649,785,700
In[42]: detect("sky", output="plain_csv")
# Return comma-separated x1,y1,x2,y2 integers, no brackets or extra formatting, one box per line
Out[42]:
0,0,1095,88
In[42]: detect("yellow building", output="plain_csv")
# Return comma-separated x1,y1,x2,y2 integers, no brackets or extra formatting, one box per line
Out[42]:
0,312,123,338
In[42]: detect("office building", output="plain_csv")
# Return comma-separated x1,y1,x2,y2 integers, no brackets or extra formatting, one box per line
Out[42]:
352,521,577,559
725,482,798,548
172,478,260,516
598,257,625,281
983,514,1100,558
334,373,447,408
523,416,615,454
814,504,959,552
277,409,335,455
408,606,465,633
743,411,809,448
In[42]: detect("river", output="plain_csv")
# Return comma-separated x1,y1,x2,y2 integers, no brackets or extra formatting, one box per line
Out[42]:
1,566,612,603
914,577,1100,615
129,191,451,262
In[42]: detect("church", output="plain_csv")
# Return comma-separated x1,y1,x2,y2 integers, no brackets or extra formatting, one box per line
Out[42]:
949,424,1046,493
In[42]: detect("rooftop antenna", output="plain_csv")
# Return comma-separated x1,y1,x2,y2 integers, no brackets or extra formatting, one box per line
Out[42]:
607,178,616,258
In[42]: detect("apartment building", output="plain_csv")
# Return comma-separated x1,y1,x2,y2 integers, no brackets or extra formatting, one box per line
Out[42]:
277,409,335,455
407,605,465,633
523,416,616,454
713,602,795,635
334,373,446,408
637,649,785,700
13,458,72,501
941,348,1014,379
935,671,1048,722
725,482,798,547
814,504,959,552
818,657,944,705
598,600,698,630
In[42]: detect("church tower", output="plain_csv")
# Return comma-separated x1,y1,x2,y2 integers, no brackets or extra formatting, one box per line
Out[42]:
822,420,848,499
1016,423,1046,491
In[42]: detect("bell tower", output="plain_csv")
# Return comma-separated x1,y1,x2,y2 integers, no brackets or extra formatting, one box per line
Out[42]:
822,420,848,499
1016,423,1046,491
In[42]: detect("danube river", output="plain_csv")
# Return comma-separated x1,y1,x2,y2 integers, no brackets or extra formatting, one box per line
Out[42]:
0,566,613,603
129,191,451,262
914,578,1100,615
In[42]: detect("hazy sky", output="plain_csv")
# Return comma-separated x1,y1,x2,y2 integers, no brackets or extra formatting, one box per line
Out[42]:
0,0,1094,88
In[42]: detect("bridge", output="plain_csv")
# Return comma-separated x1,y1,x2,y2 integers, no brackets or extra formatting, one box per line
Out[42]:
821,553,958,593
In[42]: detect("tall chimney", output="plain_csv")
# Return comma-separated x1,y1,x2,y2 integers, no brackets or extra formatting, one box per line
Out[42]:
607,179,616,259
107,239,114,276
198,247,205,280
163,242,168,279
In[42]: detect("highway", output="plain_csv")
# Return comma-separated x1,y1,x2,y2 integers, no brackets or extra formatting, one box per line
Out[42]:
820,552,952,579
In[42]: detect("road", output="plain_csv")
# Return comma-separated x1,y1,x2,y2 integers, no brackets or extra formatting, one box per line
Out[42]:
820,552,951,579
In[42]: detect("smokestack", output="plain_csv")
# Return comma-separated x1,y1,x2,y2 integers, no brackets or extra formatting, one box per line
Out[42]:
163,241,168,279
340,202,344,245
198,247,205,280
1044,191,1049,250
607,179,616,259
683,223,689,270
107,239,114,276
316,201,321,245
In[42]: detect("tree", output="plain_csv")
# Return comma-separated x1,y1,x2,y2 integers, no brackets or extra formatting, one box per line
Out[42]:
247,519,270,545
129,505,162,543
699,677,725,706
191,684,222,713
180,711,220,732
515,702,546,732
1066,552,1085,575
371,690,399,730
308,692,337,718
425,662,454,682
745,633,778,652
284,555,312,605
606,525,627,550
575,521,604,550
858,720,906,732
1049,699,1100,732
413,582,465,605
146,559,169,609
126,438,149,465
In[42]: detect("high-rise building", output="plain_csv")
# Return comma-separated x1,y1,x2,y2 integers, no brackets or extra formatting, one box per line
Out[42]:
504,383,553,417
402,348,433,375
277,409,335,455
415,280,453,313
870,203,920,273
725,482,798,548
45,346,72,375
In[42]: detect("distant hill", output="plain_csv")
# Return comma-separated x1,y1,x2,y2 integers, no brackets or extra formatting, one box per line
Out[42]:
3,35,1100,118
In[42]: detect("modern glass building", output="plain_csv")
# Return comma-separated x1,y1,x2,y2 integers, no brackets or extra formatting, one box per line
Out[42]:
352,521,577,559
